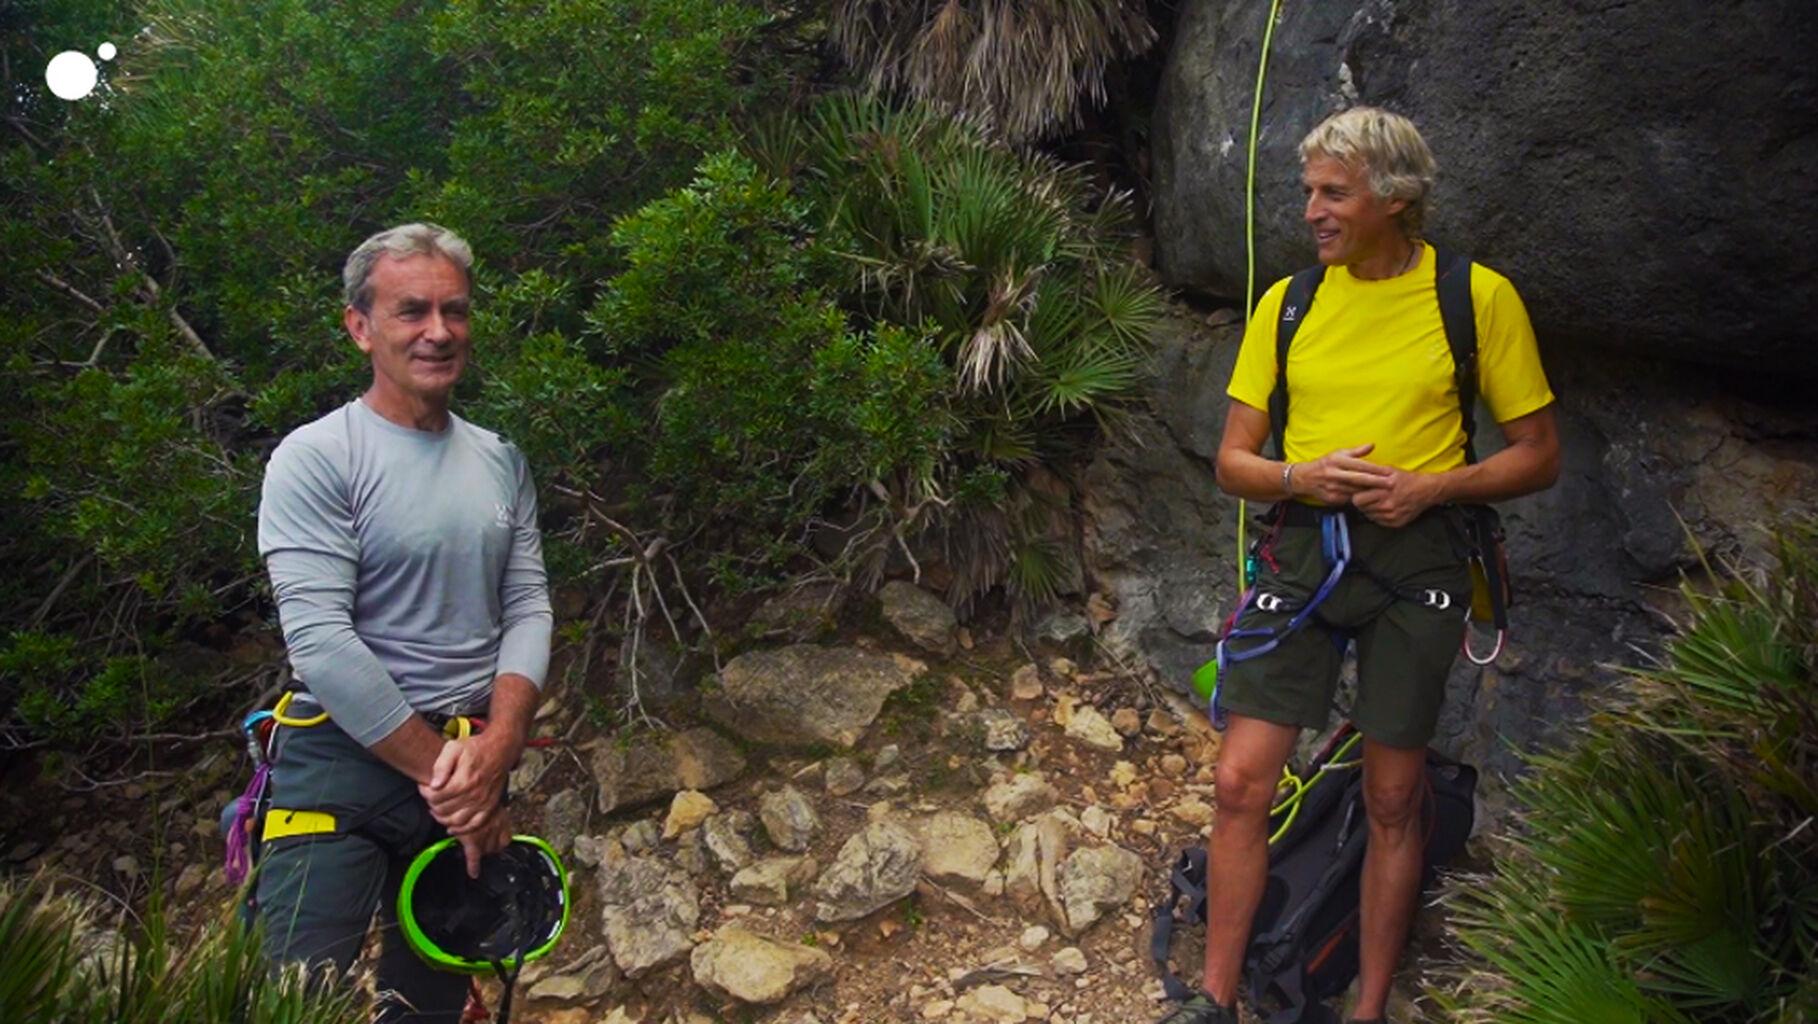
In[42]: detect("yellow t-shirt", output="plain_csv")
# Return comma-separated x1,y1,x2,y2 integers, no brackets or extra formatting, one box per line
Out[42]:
1226,246,1554,474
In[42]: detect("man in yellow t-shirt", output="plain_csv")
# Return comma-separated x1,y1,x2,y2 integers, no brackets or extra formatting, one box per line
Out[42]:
1158,109,1560,1024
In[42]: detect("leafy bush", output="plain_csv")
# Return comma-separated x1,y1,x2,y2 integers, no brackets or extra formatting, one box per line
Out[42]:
757,95,1164,604
2,0,1160,744
1432,518,1818,1023
1,0,813,743
0,880,366,1024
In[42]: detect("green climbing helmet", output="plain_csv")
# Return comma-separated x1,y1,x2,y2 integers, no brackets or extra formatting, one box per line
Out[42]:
397,834,570,974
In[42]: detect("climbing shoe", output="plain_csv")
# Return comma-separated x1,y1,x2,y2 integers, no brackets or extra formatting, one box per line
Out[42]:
1155,992,1238,1024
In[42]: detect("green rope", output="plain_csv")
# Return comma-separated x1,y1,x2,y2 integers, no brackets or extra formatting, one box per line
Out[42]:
1237,0,1287,593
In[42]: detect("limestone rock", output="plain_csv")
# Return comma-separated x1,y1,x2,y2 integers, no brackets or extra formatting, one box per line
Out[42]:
1110,707,1142,737
701,811,755,872
526,945,618,1005
621,819,660,853
984,773,1058,824
596,849,700,977
863,773,911,797
689,926,833,1005
956,984,1029,1022
975,708,1031,752
1064,706,1125,752
509,747,547,793
704,645,922,748
729,855,818,906
172,864,207,900
1170,798,1214,829
1052,946,1089,975
813,821,924,922
1018,925,1051,951
541,787,587,855
747,580,848,642
824,757,865,797
914,811,1000,888
590,727,746,815
571,834,609,868
1035,609,1091,644
1002,813,1072,925
1010,664,1044,701
663,790,717,839
878,580,958,654
758,784,821,852
1057,844,1143,937
1079,805,1113,839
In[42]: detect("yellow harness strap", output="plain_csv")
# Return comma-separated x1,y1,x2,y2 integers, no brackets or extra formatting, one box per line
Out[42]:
270,691,330,728
262,808,338,841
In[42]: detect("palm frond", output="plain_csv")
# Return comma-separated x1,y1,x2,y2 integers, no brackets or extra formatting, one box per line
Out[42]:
830,0,1159,144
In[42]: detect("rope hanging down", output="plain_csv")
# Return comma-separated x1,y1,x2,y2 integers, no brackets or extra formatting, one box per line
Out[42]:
1237,0,1288,593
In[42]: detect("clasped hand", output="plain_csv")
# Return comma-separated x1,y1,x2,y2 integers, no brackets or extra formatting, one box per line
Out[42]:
421,730,519,877
1294,443,1441,528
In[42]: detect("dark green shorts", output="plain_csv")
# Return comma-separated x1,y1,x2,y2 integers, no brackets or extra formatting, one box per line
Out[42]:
1218,505,1472,749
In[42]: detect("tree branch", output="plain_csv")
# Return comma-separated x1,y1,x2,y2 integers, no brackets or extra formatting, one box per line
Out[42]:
88,187,219,362
35,270,106,313
28,553,95,629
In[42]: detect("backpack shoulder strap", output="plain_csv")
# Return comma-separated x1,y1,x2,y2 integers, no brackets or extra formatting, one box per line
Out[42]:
1269,266,1328,461
1431,246,1479,464
1151,846,1209,1002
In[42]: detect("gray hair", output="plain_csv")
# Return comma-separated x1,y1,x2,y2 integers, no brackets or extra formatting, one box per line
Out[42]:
1299,107,1438,238
342,222,474,312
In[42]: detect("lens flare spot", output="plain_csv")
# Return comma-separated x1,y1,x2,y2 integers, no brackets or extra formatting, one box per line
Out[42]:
45,51,98,101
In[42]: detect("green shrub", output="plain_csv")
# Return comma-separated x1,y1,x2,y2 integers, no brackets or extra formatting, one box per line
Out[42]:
0,880,366,1024
759,95,1164,605
1,0,814,745
1432,518,1818,1023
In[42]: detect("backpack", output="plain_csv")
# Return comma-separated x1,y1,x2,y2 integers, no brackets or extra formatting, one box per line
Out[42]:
1268,247,1511,658
1150,723,1478,1024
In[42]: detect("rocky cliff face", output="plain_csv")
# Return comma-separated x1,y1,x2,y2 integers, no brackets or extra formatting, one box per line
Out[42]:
1092,0,1818,802
1151,0,1818,373
1078,310,1818,799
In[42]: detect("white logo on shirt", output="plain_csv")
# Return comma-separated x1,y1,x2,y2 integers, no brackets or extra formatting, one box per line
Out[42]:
494,502,511,529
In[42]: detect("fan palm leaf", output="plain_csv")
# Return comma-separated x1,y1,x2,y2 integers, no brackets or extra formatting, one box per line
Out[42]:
829,0,1159,143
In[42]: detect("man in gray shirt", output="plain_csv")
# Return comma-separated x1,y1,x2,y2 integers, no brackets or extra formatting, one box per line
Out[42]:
254,222,552,1022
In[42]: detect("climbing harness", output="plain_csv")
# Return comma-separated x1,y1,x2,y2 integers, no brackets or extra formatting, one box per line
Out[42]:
1198,509,1352,729
222,693,556,887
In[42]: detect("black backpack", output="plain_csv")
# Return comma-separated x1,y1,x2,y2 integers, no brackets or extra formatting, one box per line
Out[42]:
1150,723,1478,1024
1270,248,1512,643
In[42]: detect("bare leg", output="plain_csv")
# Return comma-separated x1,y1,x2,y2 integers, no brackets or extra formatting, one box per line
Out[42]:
1200,714,1300,1004
1351,738,1428,1020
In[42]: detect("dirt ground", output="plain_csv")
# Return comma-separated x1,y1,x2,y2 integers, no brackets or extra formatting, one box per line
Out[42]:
0,623,1457,1024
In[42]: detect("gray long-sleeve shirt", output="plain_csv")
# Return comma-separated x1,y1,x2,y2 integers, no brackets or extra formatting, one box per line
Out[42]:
257,399,553,746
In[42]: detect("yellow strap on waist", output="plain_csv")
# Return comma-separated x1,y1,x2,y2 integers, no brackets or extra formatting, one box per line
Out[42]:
262,808,338,841
442,715,472,740
271,691,330,728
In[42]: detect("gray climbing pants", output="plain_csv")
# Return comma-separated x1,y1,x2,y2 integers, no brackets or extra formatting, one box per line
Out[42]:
253,720,467,1024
